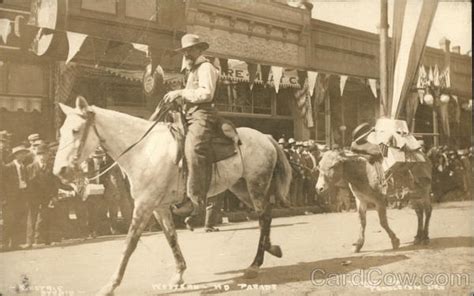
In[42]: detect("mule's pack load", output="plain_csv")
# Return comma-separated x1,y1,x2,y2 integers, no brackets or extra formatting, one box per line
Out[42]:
367,118,425,174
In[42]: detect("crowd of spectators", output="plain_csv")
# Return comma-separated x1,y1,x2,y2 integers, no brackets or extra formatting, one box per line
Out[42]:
1,128,471,250
0,131,133,251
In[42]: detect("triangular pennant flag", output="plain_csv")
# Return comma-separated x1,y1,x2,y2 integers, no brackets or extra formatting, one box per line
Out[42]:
339,75,348,96
132,43,149,56
271,66,283,93
368,78,378,98
0,19,12,43
433,64,440,86
66,32,88,64
416,65,427,88
247,63,258,90
307,71,318,97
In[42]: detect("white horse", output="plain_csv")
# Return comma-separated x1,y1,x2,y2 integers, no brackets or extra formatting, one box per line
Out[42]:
53,97,292,295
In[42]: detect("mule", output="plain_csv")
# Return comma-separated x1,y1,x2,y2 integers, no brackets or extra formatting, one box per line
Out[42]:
316,150,432,253
53,97,292,295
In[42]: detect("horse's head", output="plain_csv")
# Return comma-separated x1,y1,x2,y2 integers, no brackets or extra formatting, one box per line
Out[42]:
315,150,345,194
53,96,101,182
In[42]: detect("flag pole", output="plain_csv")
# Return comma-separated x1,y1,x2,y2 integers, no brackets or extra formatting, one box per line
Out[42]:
379,0,389,117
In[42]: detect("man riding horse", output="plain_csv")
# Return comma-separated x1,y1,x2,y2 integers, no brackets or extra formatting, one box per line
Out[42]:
158,34,220,230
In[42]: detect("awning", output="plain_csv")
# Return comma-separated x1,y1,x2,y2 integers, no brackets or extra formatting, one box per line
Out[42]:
98,65,184,85
223,59,300,88
0,95,42,112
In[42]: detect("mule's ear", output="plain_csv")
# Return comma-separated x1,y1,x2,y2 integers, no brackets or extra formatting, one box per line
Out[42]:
76,96,90,113
58,103,74,115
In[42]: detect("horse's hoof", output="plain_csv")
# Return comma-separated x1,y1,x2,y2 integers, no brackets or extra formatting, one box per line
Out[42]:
352,243,363,253
169,273,184,286
266,245,283,258
422,237,430,245
243,267,259,279
392,238,400,250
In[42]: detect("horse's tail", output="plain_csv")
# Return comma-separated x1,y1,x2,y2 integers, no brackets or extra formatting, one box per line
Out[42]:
268,137,292,206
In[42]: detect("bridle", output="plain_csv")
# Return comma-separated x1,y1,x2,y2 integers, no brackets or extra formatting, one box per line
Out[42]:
70,105,163,181
73,109,102,166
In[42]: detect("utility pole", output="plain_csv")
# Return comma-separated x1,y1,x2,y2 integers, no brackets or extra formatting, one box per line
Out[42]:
379,0,389,117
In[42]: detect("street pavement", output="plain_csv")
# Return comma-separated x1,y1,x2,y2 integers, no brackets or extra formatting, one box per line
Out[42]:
1,201,473,296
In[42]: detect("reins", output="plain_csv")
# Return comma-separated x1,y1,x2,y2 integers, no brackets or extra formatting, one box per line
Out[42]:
84,105,165,182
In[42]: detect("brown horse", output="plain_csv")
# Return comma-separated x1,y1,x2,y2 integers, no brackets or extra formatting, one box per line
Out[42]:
316,150,432,252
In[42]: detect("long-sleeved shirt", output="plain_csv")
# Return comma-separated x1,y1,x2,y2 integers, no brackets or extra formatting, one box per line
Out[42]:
181,55,219,104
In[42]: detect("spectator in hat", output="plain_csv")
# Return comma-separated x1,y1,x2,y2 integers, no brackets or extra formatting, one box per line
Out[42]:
25,144,57,247
457,149,471,197
82,147,107,238
0,130,12,165
277,138,287,150
30,140,46,156
301,141,317,205
27,134,41,147
1,145,30,250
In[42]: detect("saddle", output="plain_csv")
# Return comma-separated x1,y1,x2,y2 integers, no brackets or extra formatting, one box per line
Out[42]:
152,101,241,165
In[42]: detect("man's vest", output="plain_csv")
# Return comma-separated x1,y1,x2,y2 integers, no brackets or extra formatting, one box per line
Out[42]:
183,56,220,114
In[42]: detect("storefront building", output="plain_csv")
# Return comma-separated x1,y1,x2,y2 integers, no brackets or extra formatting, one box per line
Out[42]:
1,0,471,148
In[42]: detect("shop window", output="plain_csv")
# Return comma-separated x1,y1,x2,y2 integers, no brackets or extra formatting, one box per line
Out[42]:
125,0,157,20
81,0,117,14
251,84,272,115
215,82,232,112
276,88,293,116
8,63,46,96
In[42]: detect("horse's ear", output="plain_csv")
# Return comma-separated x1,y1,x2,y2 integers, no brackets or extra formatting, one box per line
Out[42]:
76,96,90,113
58,103,74,115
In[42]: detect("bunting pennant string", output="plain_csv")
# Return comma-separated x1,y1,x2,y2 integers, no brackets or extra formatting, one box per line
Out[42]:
270,66,283,93
307,71,318,97
66,31,87,64
0,19,12,43
368,79,378,98
339,75,348,96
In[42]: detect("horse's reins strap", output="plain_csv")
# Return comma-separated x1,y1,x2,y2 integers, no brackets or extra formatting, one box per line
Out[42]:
87,110,162,182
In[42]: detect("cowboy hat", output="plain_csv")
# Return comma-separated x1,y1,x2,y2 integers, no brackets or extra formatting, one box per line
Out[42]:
175,34,209,52
10,145,29,158
352,122,374,144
